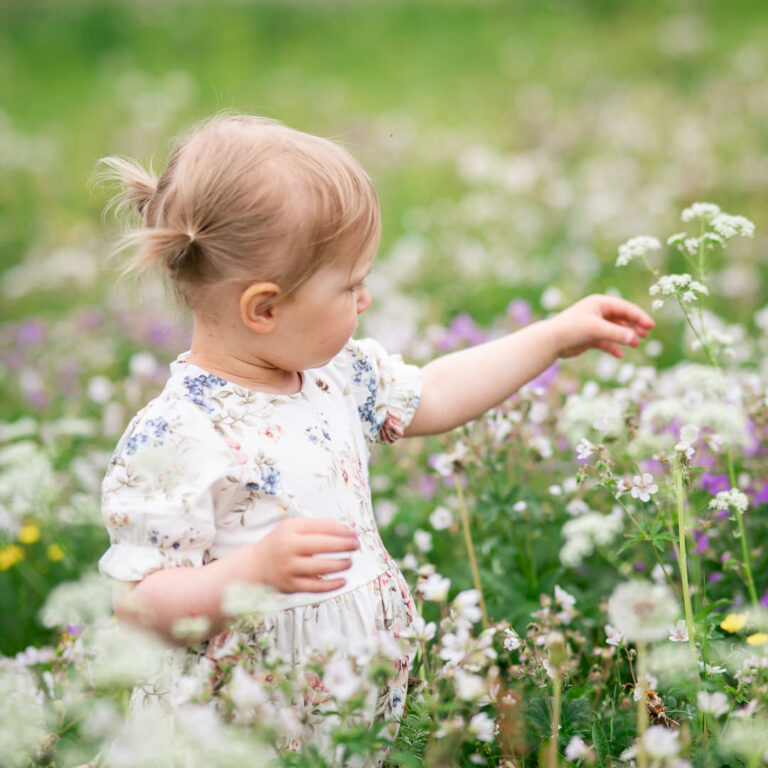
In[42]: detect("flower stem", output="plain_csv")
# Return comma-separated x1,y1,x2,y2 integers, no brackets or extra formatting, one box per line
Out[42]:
549,670,562,768
455,475,489,630
726,449,759,608
636,644,648,768
674,464,697,655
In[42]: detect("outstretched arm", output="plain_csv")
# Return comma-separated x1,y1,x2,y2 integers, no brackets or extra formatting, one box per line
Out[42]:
404,294,653,437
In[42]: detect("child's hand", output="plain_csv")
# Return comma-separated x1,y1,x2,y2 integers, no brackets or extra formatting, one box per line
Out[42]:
255,517,359,593
549,294,654,359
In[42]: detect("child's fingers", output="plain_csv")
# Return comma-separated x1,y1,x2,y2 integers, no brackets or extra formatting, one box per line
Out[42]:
292,576,347,593
294,556,352,577
599,295,655,328
295,534,359,556
294,518,357,538
594,318,638,347
593,340,625,358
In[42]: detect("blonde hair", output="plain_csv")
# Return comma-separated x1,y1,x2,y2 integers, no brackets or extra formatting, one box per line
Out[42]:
100,114,380,312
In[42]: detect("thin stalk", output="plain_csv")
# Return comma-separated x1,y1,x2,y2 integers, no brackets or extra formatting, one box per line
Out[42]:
636,644,649,768
727,448,758,608
549,671,562,768
674,464,697,655
455,475,489,630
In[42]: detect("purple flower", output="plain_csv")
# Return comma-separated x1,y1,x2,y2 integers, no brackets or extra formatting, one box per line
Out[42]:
700,473,730,494
529,362,559,391
507,299,533,327
708,572,724,583
66,624,84,637
753,481,768,505
760,590,768,609
16,319,47,346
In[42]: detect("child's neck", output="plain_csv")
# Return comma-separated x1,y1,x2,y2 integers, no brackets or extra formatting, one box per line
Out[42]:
188,318,302,395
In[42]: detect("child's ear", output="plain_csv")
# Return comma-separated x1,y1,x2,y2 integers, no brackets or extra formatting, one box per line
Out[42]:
240,282,282,333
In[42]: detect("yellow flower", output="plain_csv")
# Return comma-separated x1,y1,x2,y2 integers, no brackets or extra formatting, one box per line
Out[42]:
0,545,25,570
746,633,768,646
18,524,40,545
47,544,64,562
720,613,748,633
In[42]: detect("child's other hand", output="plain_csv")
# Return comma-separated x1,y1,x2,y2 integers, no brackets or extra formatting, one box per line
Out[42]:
550,294,654,359
256,517,359,593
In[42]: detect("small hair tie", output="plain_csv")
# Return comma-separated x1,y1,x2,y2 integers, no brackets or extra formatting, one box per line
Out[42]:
187,231,196,244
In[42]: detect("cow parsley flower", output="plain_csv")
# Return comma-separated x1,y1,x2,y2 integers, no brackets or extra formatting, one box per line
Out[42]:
711,213,755,239
616,236,662,267
649,273,708,303
709,489,749,515
681,202,721,223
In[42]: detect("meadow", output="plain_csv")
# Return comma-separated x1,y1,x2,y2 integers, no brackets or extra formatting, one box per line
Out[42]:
2,1,768,765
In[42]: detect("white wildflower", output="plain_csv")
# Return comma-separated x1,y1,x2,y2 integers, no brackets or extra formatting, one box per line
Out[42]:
468,711,497,743
649,273,708,302
630,473,658,502
711,213,755,239
605,624,624,646
228,665,268,712
633,673,659,702
323,655,359,702
675,441,695,461
705,663,727,675
549,484,562,496
414,529,433,553
418,573,451,602
406,615,437,643
651,299,665,311
608,581,680,643
709,488,749,514
681,202,721,223
452,590,483,625
429,505,453,530
616,236,662,267
668,620,689,643
454,669,486,701
698,690,730,717
644,725,681,758
575,437,595,461
503,627,521,651
512,500,527,512
565,735,589,761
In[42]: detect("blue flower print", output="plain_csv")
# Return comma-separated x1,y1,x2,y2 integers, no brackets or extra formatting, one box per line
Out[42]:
183,373,227,412
123,417,171,456
260,466,281,495
351,352,382,439
391,687,405,713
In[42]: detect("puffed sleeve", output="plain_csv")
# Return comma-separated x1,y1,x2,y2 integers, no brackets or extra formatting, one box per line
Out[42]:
342,338,422,446
98,404,238,582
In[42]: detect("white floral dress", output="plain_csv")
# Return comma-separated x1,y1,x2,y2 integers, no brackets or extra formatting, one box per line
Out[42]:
99,338,422,763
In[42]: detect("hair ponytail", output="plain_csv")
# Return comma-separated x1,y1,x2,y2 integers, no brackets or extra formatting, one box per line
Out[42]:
98,155,158,217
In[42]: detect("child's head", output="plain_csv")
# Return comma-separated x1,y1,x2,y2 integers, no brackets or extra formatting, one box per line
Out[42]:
101,114,380,314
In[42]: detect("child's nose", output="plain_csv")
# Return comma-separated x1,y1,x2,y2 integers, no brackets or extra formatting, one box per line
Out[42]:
356,287,371,314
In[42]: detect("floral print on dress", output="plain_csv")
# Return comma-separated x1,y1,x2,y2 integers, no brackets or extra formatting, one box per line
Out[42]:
183,372,228,412
99,338,422,761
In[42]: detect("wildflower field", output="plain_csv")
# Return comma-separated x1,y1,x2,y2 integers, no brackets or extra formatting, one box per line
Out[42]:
3,1,768,765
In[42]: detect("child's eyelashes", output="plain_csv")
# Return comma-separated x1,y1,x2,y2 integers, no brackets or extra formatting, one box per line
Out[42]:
349,281,366,292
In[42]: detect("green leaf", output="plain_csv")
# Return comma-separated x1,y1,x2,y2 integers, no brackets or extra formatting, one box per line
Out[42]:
592,720,609,768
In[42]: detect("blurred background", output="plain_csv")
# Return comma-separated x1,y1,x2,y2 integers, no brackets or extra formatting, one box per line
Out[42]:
1,0,767,655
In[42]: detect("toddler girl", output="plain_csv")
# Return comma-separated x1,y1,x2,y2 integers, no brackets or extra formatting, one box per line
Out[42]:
99,114,653,762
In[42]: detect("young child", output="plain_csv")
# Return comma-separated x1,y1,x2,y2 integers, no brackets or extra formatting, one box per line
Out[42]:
98,114,653,761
